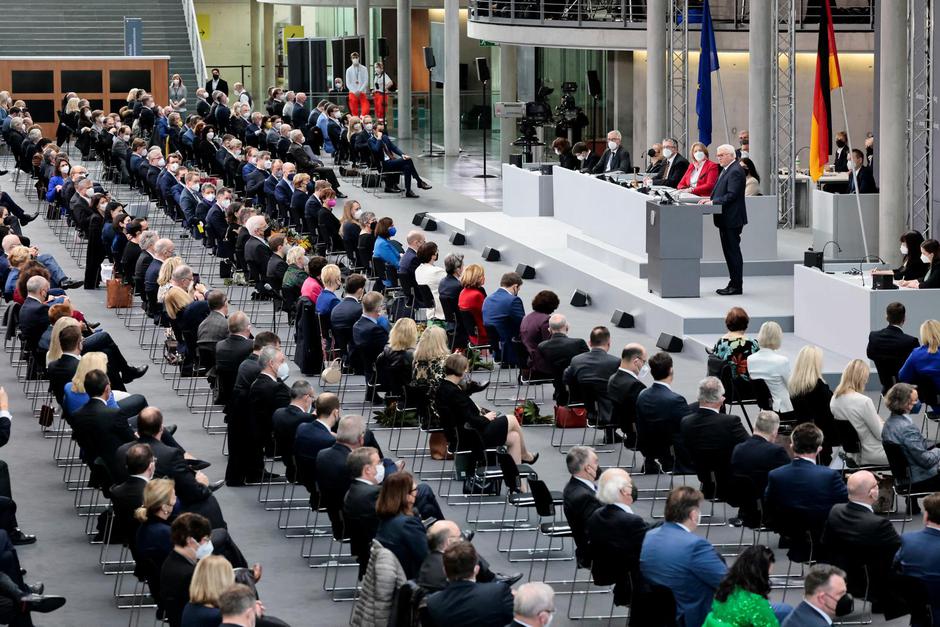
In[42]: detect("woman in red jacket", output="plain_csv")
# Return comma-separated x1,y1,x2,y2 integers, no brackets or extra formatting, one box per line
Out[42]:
457,263,488,346
677,142,720,197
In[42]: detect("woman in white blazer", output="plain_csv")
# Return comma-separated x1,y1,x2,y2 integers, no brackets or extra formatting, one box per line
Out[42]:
830,359,889,466
745,321,793,413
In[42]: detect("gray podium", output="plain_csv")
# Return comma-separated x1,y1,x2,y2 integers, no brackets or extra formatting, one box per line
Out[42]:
646,199,722,298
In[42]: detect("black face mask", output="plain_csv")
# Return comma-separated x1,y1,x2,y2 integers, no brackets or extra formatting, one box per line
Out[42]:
631,484,639,502
836,139,846,148
835,593,854,617
647,148,657,158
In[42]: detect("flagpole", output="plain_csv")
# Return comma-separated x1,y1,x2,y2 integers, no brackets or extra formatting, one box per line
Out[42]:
714,68,732,145
836,87,872,262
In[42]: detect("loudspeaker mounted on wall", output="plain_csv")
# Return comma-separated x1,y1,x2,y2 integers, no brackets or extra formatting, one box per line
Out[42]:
515,264,536,280
611,310,635,328
449,232,466,245
482,247,500,262
475,57,491,83
423,47,436,70
656,333,684,353
412,212,428,226
377,37,389,58
570,290,591,307
420,216,437,231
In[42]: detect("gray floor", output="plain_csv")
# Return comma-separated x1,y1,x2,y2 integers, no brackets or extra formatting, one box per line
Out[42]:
0,150,915,626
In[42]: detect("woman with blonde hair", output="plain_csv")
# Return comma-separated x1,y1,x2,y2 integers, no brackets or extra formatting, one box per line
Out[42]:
831,359,888,466
134,479,177,564
169,73,187,117
181,555,235,626
899,319,940,413
157,256,185,303
789,345,837,464
457,263,488,346
281,246,309,297
63,353,114,415
413,326,451,425
57,97,81,146
315,263,342,315
376,318,419,397
46,316,81,364
745,321,792,414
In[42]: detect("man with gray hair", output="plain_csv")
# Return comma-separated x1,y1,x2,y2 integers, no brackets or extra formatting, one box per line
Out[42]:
731,410,790,526
144,238,175,294
238,345,290,485
0,234,79,293
69,177,95,232
563,445,601,567
439,252,464,302
680,376,749,499
585,467,647,606
511,582,556,627
608,342,648,447
592,128,631,173
650,136,689,189
700,142,747,295
271,379,316,482
882,382,940,493
244,214,272,290
538,313,589,405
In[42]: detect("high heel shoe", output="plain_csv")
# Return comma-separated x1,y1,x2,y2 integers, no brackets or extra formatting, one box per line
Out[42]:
523,452,539,465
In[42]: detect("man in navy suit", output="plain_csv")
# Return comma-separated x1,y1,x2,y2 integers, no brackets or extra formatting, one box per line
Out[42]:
846,148,877,194
273,163,295,220
894,492,940,619
701,143,748,295
262,160,282,215
782,564,849,627
244,152,270,206
330,274,365,356
481,271,526,365
607,343,648,447
639,486,727,627
426,541,513,627
204,189,231,248
352,292,390,397
731,410,791,526
635,351,690,472
367,121,432,198
765,423,848,557
562,446,602,568
178,172,202,232
397,230,426,277
866,302,919,392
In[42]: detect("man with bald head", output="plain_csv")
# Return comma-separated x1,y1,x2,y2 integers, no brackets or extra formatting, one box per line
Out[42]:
0,234,80,293
417,520,509,592
537,313,589,405
608,343,648,447
398,230,426,277
821,470,901,607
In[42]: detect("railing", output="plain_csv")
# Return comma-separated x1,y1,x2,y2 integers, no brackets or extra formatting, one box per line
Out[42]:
467,0,874,31
181,0,207,85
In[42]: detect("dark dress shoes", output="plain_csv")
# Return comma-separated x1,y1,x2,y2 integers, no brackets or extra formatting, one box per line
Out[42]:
495,572,524,586
20,212,39,225
336,191,348,198
21,594,66,614
405,190,420,198
417,181,433,190
524,452,539,465
716,286,743,296
186,459,211,471
208,480,226,492
10,530,36,546
59,279,84,290
123,365,149,383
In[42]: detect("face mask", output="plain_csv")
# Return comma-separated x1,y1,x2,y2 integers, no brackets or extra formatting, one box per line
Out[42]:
554,149,561,156
647,148,657,158
213,73,220,80
220,198,231,209
639,363,651,379
607,140,618,151
207,132,215,140
169,163,179,173
195,539,214,560
327,198,337,208
60,165,70,174
99,203,109,212
174,80,180,86
249,156,257,165
834,593,854,617
157,158,166,167
544,612,554,627
921,254,931,264
123,134,130,141
84,188,95,199
203,193,215,203
84,111,92,118
847,160,856,171
662,148,674,159
354,124,362,131
264,160,272,169
388,226,397,237
912,400,924,415
233,150,241,157
694,151,706,162
836,139,846,148
335,82,343,89
631,484,639,502
97,117,104,125
375,68,383,75
189,183,200,192
287,172,295,181
374,463,385,484
352,59,360,66
365,123,373,132
901,244,909,255
333,111,342,119
277,361,290,380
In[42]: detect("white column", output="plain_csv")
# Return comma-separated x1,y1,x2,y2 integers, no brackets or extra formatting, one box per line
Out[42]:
748,0,772,194
646,0,667,147
250,0,262,101
356,0,369,66
879,0,908,260
443,0,460,155
263,3,275,90
397,0,412,138
499,44,518,163
290,5,302,24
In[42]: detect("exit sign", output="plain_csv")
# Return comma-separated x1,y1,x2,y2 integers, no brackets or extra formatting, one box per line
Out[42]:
479,40,496,47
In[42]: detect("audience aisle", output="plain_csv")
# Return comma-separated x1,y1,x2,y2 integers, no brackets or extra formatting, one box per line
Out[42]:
0,166,916,626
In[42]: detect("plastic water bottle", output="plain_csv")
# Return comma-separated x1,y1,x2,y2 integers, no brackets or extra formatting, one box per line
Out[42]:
795,156,801,172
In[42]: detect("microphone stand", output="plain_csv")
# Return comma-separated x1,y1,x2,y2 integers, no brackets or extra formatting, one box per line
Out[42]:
474,78,496,179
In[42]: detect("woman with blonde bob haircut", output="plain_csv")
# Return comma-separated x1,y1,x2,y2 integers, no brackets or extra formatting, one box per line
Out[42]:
898,319,940,413
157,256,185,303
181,555,236,625
63,353,113,415
389,318,418,352
315,263,343,315
789,345,837,464
413,326,451,427
831,359,888,465
47,316,81,364
746,321,793,414
458,264,488,346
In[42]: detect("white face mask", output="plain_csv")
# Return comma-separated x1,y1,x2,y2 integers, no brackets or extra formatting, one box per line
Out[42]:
157,158,166,167
847,160,857,171
374,463,385,484
694,150,706,162
639,363,651,379
60,165,70,174
189,183,200,192
263,160,272,169
333,111,342,119
203,193,215,203
607,140,618,151
169,163,179,173
206,132,215,140
194,539,214,560
901,244,909,256
364,123,373,132
277,361,290,380
662,147,674,159
220,198,231,209
554,149,561,156
576,154,585,161
352,59,360,66
922,253,932,264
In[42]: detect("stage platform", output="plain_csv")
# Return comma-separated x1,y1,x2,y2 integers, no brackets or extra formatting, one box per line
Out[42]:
427,211,800,337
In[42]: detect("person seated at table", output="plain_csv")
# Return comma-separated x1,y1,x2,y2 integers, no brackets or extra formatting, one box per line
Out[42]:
893,230,928,282
677,142,720,197
591,130,631,174
898,239,940,289
846,148,878,194
572,142,599,173
552,137,577,170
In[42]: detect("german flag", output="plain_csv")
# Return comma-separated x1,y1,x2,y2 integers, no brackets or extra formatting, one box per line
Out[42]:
810,0,844,181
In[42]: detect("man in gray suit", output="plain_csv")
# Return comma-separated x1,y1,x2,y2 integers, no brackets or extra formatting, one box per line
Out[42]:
197,290,230,347
564,326,621,442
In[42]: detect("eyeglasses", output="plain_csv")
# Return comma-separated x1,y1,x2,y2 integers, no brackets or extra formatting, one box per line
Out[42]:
410,487,418,494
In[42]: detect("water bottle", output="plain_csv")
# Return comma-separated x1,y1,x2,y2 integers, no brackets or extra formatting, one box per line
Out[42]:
795,156,801,172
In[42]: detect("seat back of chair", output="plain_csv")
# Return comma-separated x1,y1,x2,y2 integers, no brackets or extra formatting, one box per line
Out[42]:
834,418,862,455
528,478,556,518
496,448,522,493
414,283,435,310
882,439,914,489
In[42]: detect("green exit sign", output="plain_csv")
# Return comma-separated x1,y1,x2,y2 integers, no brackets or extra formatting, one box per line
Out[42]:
479,40,496,47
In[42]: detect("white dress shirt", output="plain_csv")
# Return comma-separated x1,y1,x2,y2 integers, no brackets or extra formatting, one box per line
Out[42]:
746,347,793,413
346,64,369,95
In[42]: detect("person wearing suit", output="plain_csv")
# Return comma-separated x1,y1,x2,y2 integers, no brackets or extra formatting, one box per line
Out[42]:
846,148,878,194
109,443,153,549
481,271,526,365
781,565,849,627
563,326,620,438
270,380,316,483
640,487,728,627
352,292,390,396
572,142,600,173
295,399,342,505
205,69,229,97
196,293,229,348
562,446,602,568
649,138,690,189
330,274,366,336
178,174,202,232
212,313,253,406
586,469,648,606
264,235,289,292
538,314,589,405
245,347,291,481
607,343,648,446
703,144,748,295
821,471,902,609
368,121,431,197
894,492,940,614
243,216,272,290
509,583,556,627
68,371,136,479
343,447,383,577
680,377,749,500
551,137,578,170
893,231,929,282
832,132,849,172
317,193,344,252
425,541,514,627
765,423,848,557
418,521,504,592
882,382,940,492
591,130,631,174
731,411,791,526
635,351,690,472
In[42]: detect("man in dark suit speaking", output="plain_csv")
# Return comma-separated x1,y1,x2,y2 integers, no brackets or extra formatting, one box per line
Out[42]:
700,143,747,295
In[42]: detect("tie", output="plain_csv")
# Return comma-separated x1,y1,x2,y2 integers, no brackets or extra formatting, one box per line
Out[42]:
663,159,671,180
606,150,615,172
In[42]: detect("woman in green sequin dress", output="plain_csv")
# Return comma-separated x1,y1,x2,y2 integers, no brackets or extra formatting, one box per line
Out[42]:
703,545,791,627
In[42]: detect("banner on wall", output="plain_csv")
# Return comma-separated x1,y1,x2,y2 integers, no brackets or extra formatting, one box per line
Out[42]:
196,14,210,40
282,26,305,53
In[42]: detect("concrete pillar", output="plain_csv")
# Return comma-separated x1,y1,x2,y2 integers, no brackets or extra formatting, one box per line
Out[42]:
748,0,772,194
646,0,667,148
263,3,275,90
499,44,518,163
290,5,302,25
357,0,369,65
879,0,908,261
611,51,634,156
443,0,460,155
397,0,412,138
250,0,262,101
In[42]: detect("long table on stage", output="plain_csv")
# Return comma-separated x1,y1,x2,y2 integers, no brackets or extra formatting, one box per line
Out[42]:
552,166,778,262
793,264,938,360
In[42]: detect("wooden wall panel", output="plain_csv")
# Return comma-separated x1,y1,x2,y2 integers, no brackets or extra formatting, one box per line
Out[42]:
0,57,169,139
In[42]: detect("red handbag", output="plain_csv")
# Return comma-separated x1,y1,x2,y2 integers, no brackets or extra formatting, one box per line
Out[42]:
554,405,588,429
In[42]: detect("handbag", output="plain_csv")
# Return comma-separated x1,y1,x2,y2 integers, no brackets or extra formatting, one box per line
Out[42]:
219,258,233,279
428,432,452,461
106,278,133,308
38,404,55,429
321,358,342,385
554,405,588,429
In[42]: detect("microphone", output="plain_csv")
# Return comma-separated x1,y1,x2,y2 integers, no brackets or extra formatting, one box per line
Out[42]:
821,240,842,260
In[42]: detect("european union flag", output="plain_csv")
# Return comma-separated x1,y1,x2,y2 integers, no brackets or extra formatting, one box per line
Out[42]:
696,0,720,146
